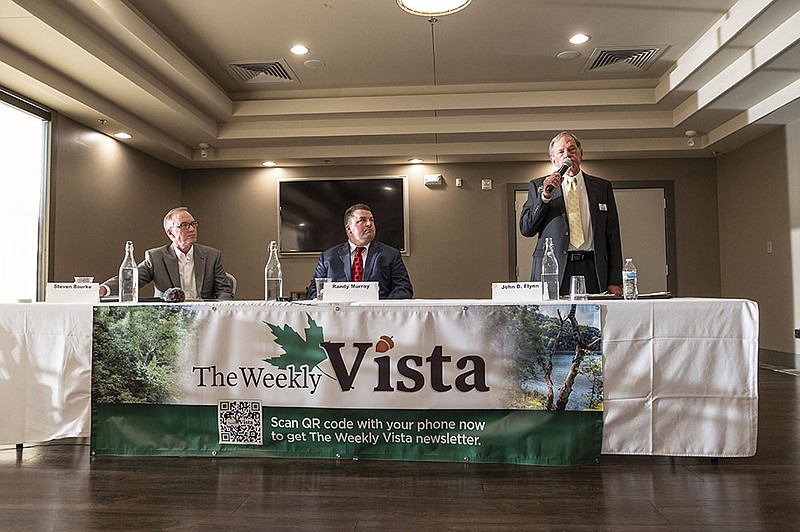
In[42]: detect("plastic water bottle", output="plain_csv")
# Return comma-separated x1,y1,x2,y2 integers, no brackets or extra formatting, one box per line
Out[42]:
265,240,283,301
541,237,559,300
623,258,638,300
119,240,139,302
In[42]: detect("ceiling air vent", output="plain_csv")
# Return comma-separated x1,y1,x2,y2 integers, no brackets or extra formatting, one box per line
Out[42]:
583,46,667,73
223,60,299,84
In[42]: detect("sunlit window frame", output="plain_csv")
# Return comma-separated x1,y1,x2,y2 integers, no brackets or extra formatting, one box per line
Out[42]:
0,88,51,302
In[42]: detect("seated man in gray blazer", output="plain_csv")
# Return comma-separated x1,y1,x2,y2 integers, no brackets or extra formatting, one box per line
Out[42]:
100,207,233,300
306,203,413,300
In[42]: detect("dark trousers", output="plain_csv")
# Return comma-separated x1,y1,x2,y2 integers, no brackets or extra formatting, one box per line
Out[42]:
560,251,601,296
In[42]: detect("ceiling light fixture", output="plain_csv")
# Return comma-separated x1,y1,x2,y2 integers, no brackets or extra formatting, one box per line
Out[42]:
290,45,309,55
113,132,132,139
199,143,210,159
408,158,423,164
557,50,580,60
397,0,471,17
685,130,698,147
569,34,590,45
262,161,277,167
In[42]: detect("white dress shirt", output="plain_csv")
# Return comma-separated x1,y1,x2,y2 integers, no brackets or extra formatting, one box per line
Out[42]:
172,244,198,299
348,241,370,267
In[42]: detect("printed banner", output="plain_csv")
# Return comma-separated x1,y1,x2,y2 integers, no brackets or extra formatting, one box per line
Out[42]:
91,302,603,465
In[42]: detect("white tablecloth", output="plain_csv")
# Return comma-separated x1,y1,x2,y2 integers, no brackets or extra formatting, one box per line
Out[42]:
599,298,758,456
0,298,758,457
0,303,93,444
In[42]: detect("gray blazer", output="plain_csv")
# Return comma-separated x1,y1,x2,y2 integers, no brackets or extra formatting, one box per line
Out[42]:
103,243,233,300
519,172,623,290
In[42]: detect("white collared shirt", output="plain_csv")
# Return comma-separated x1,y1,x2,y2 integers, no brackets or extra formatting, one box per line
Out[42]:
172,244,198,299
562,171,594,252
348,241,370,267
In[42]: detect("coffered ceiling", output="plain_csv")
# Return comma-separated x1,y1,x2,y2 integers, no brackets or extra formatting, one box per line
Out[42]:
1,0,799,168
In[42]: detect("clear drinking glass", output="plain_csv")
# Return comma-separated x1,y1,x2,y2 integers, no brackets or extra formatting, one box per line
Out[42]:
569,275,587,301
315,278,331,300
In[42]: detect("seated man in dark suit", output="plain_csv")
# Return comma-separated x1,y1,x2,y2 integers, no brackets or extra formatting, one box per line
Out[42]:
306,203,413,300
100,207,233,300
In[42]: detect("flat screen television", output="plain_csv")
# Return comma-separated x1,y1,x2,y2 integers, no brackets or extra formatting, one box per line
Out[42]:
279,176,407,254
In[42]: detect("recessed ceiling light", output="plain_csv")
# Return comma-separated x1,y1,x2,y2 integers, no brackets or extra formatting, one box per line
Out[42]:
569,34,590,45
290,45,309,55
408,158,423,164
113,132,132,139
262,161,277,167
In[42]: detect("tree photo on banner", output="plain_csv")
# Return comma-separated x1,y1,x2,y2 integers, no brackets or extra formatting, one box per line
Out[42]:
486,304,603,412
90,303,603,465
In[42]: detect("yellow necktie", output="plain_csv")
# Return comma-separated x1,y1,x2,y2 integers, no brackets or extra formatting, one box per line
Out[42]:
566,179,584,248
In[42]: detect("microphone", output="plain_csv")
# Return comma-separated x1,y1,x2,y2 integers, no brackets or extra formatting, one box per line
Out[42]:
162,287,186,302
544,158,573,194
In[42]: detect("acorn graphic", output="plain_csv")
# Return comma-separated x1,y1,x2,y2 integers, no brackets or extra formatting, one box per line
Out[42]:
375,335,395,353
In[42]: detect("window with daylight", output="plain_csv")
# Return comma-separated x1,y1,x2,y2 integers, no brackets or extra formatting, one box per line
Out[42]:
0,91,50,302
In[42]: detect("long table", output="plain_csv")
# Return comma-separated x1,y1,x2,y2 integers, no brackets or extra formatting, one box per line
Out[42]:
0,298,758,457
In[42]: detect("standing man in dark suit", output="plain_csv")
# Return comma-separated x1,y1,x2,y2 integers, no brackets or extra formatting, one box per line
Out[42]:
307,203,413,299
100,207,233,300
520,132,623,296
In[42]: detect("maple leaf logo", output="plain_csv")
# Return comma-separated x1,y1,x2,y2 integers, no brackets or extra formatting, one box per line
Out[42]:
263,313,328,371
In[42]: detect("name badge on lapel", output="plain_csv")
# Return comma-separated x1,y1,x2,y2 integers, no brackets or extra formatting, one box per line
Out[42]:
599,203,608,211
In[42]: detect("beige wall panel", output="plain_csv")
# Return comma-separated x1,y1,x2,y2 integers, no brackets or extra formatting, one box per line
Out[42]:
48,118,724,306
718,127,794,353
50,116,181,290
182,158,720,301
585,158,720,297
788,117,800,356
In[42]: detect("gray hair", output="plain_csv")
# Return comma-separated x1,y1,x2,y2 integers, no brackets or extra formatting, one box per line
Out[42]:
548,131,582,157
163,207,191,231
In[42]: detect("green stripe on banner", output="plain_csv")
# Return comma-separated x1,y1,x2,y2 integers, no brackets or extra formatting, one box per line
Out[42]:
91,404,602,465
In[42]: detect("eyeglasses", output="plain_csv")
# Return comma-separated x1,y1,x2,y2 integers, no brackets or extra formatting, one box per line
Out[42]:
174,221,199,229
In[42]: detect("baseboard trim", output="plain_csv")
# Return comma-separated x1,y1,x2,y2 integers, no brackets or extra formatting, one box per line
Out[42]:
759,348,800,369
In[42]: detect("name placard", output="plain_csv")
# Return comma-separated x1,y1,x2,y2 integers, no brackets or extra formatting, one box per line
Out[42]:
491,282,544,302
323,281,379,302
45,282,100,303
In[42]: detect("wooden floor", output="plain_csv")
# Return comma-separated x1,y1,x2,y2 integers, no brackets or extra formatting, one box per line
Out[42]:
1,367,798,531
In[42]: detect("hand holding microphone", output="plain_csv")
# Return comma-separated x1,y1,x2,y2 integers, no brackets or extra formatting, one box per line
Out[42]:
544,158,573,195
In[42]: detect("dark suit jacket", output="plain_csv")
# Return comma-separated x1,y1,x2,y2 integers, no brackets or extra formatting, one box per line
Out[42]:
103,243,233,300
519,172,623,290
306,241,413,300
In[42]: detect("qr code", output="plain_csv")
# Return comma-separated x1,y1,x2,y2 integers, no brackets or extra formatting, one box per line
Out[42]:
218,400,262,445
